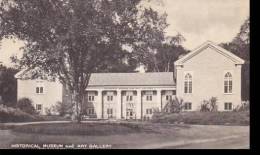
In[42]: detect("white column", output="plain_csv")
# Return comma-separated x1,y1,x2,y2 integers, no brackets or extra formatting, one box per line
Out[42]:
157,89,162,112
96,90,103,119
136,89,142,119
116,89,122,119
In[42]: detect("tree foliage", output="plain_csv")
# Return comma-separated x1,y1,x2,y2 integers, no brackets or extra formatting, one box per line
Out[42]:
220,17,250,101
0,0,171,121
0,64,18,106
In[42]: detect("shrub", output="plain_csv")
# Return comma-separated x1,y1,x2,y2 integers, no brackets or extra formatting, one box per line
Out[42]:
52,101,73,116
45,107,52,116
234,101,250,112
0,104,44,123
163,97,184,113
16,98,37,115
200,97,218,112
152,111,249,125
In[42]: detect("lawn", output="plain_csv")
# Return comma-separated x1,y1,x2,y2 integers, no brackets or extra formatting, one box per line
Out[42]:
152,111,250,126
0,122,249,149
11,122,155,136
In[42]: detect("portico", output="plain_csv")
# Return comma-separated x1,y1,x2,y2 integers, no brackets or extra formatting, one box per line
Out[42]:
84,86,176,120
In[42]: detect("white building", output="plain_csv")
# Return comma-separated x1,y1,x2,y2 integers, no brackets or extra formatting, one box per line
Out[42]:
15,41,245,119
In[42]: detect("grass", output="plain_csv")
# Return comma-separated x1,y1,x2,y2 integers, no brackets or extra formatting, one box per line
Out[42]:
11,122,155,136
152,111,250,126
0,122,249,149
39,115,71,121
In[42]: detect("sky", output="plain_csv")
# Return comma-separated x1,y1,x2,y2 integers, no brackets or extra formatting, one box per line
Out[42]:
0,0,249,67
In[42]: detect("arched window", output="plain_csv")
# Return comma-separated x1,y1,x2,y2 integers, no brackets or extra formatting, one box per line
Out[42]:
184,73,192,94
224,72,232,93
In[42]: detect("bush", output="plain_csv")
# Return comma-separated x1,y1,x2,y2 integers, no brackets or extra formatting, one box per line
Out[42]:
0,104,44,123
52,101,73,116
16,98,37,115
163,97,184,113
152,111,249,125
234,101,250,112
200,97,218,112
45,107,53,116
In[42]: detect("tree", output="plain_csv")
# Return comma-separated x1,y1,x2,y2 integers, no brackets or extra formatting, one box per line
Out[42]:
220,17,250,101
0,0,169,122
132,12,189,73
52,101,73,117
0,64,18,106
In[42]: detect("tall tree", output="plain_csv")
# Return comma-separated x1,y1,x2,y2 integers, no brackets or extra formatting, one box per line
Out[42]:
128,8,188,72
134,32,188,72
220,17,250,100
0,0,168,121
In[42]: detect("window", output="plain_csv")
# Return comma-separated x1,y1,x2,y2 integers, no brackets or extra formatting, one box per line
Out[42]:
146,95,152,101
224,72,232,93
126,95,133,101
107,96,113,101
107,108,113,114
224,102,232,110
184,102,192,110
36,87,44,94
184,73,192,94
88,96,95,101
36,104,42,111
146,109,153,114
166,95,172,101
36,81,44,94
88,108,95,115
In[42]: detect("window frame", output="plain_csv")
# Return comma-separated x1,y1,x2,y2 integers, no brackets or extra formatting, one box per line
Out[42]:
126,95,133,101
224,72,233,94
36,86,44,94
146,95,153,101
184,102,192,110
88,95,95,102
107,108,113,115
107,95,113,102
36,104,42,111
146,108,153,114
184,73,192,94
224,102,233,111
35,81,45,95
88,108,95,115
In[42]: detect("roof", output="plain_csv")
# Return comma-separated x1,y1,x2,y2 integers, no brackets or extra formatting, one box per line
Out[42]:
88,72,175,86
15,70,175,86
174,41,245,66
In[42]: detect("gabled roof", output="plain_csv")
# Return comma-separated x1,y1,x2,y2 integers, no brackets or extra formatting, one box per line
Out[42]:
15,70,175,86
174,41,245,66
14,68,55,80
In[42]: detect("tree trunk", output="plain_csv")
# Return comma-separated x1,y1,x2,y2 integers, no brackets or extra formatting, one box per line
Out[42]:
72,89,84,123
